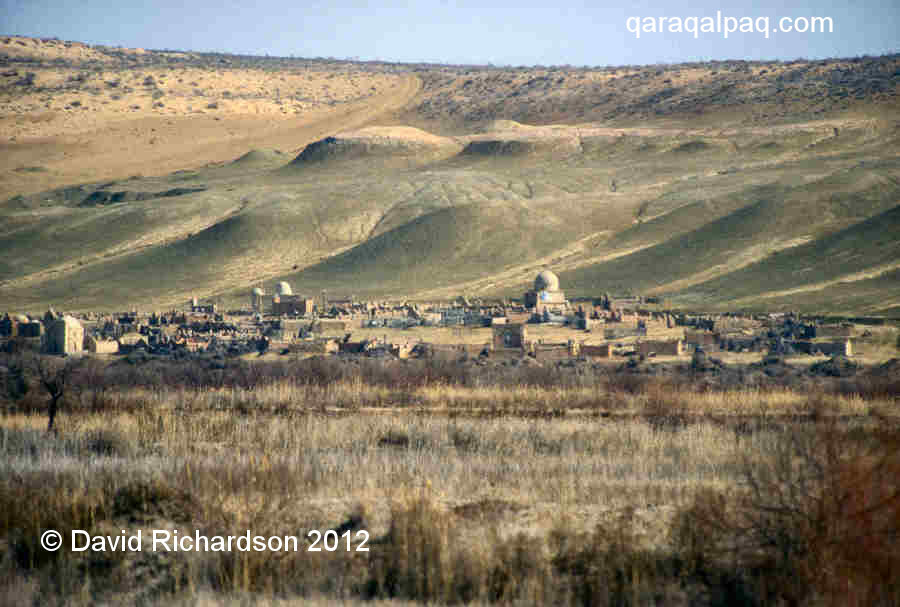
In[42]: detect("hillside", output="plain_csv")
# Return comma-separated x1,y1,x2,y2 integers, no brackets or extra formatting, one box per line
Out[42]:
559,156,900,299
1,37,899,314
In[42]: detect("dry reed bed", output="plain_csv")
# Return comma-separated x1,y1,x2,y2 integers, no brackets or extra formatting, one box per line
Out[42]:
65,380,887,416
0,411,764,603
1,378,897,605
3,407,754,508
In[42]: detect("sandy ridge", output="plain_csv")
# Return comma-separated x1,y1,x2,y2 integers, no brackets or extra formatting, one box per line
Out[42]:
1,74,422,200
0,76,422,291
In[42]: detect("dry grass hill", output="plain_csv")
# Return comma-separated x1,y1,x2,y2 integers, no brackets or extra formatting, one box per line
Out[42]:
1,36,899,315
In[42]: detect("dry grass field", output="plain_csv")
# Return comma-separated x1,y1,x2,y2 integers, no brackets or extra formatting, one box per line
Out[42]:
1,351,899,606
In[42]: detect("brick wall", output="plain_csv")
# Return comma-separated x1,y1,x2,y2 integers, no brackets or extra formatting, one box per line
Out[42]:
790,340,852,356
635,339,684,356
581,344,613,358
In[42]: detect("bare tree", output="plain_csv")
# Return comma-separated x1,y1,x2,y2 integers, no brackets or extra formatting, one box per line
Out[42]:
26,354,83,433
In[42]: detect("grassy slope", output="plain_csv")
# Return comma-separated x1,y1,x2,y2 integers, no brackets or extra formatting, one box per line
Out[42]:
0,189,231,282
0,183,392,310
4,125,899,314
269,191,605,297
680,204,900,310
558,157,900,302
741,268,900,316
5,126,899,312
1,51,899,313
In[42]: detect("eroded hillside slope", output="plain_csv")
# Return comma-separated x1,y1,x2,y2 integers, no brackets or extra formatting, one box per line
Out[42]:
1,39,898,314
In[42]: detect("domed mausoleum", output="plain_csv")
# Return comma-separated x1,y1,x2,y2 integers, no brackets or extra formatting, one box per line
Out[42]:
524,270,568,313
271,281,316,316
534,270,560,293
251,287,265,313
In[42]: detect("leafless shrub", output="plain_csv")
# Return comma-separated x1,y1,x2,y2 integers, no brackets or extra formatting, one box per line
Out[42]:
552,508,683,606
671,419,900,606
366,494,550,603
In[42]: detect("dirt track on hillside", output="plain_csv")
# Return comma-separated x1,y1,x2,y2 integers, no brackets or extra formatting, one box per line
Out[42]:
0,74,422,200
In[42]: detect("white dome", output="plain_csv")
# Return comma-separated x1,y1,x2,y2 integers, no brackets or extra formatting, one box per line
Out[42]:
275,281,293,296
534,270,560,292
